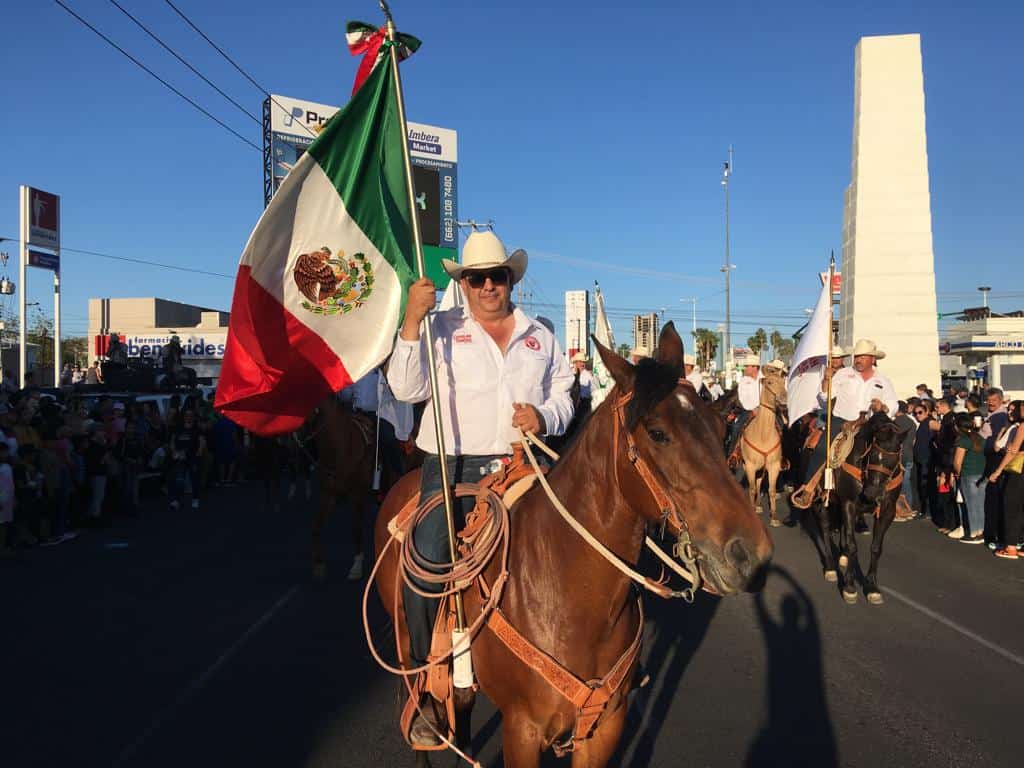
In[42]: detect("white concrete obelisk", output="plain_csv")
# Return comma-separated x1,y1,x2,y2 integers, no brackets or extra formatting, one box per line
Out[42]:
839,33,940,396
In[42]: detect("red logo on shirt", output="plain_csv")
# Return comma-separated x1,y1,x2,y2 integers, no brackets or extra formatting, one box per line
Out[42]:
524,336,541,351
454,333,472,344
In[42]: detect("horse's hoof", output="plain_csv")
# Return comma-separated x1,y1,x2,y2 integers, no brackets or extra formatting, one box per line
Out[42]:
842,590,858,604
312,563,327,582
838,554,849,570
769,517,783,528
823,569,838,583
867,591,884,605
346,554,365,581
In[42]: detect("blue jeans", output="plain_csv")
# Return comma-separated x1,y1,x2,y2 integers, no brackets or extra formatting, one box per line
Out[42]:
901,462,914,505
405,453,504,665
169,461,200,504
960,474,986,536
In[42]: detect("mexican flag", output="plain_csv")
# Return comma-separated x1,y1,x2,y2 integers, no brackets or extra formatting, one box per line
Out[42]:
215,54,415,435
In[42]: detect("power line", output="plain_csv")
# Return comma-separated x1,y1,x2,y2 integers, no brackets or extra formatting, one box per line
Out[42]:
163,0,319,139
107,0,261,127
53,0,260,152
0,236,234,279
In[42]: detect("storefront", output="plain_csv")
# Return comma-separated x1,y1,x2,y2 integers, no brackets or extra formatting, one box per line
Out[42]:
88,297,229,382
941,309,1024,398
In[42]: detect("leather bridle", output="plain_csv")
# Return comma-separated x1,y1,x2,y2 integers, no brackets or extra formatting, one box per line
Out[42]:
611,388,702,600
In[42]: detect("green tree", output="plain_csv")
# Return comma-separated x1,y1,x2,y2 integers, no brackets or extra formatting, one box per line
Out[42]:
62,336,89,367
747,327,767,355
692,328,719,370
616,343,630,359
769,329,784,353
775,338,795,363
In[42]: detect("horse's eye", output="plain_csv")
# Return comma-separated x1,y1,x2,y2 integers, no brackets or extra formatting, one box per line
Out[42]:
647,428,669,444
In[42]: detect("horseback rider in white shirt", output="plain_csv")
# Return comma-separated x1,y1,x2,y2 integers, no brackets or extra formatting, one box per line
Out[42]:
387,230,574,746
683,354,711,401
725,355,763,456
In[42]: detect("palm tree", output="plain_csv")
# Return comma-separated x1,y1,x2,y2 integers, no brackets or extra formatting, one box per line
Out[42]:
692,328,719,369
747,327,767,356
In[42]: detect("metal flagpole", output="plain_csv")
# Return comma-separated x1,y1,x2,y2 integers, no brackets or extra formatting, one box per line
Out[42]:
381,1,466,637
823,251,836,494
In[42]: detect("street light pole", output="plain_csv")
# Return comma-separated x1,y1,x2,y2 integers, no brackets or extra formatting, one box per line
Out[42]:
721,146,733,385
978,286,991,309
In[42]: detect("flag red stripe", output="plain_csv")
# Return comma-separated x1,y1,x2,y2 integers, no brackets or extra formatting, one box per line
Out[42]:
215,265,353,435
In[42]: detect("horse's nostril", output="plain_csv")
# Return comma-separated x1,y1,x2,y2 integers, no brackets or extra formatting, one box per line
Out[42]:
726,537,751,573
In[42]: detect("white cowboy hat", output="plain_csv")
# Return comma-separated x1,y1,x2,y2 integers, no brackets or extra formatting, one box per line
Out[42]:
830,345,847,358
683,354,697,366
442,231,527,285
740,354,760,367
851,338,886,360
571,351,589,363
764,359,786,372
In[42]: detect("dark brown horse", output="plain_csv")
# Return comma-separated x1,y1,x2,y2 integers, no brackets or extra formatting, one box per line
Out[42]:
309,396,377,581
808,414,907,604
373,323,773,766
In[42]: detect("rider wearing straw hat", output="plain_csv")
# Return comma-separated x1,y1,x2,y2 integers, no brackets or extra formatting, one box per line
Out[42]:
683,354,712,401
570,351,594,401
800,338,899,487
725,354,763,456
388,230,574,745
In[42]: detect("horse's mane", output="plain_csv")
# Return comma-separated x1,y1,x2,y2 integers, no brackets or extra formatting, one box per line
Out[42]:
625,358,684,430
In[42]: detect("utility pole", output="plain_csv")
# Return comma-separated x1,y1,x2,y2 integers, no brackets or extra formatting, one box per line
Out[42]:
721,146,733,386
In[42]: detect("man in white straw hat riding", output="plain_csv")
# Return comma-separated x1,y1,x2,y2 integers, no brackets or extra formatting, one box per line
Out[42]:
683,354,712,401
387,229,574,745
800,338,899,489
725,353,763,457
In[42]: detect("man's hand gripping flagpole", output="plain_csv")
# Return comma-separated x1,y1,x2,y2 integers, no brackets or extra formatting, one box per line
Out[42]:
381,0,474,689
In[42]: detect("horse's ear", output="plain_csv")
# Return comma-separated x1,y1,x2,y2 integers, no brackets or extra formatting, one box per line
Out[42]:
592,335,635,391
655,321,684,373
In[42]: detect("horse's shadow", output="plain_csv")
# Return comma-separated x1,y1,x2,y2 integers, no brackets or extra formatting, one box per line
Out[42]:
745,565,837,767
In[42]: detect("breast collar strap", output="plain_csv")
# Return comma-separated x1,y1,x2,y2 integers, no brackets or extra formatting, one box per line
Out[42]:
611,390,702,595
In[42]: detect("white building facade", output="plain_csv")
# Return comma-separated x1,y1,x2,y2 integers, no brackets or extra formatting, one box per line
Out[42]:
944,310,1024,399
632,313,659,357
564,290,589,359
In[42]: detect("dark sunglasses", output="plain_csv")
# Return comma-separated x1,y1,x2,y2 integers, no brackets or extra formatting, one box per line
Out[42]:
914,409,927,416
464,269,510,288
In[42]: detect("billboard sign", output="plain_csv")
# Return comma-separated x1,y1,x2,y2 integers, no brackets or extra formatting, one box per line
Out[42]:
28,249,59,271
263,95,458,284
25,187,60,250
102,333,228,360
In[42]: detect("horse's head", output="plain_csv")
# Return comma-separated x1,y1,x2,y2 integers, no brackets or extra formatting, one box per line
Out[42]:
595,322,773,595
762,371,787,409
860,413,905,505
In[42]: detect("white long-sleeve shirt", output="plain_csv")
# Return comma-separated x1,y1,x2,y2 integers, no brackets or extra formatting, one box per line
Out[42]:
738,373,763,411
388,306,574,456
576,369,594,399
821,366,899,421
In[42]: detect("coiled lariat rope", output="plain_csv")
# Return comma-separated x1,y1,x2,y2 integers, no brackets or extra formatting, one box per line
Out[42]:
361,427,700,766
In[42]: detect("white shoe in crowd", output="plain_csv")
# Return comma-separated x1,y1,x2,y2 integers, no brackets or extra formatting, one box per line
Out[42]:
947,526,965,540
347,553,365,581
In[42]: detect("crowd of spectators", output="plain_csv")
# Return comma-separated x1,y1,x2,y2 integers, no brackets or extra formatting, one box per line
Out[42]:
898,385,1024,560
0,384,248,555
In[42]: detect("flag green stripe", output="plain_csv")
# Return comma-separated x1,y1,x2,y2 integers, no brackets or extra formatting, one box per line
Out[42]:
307,60,415,313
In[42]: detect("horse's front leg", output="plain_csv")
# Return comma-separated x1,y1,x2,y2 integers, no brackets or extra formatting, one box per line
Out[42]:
570,700,627,768
813,498,838,582
500,712,544,768
864,499,896,604
745,462,760,515
766,461,781,527
347,490,368,581
839,497,859,603
312,485,333,581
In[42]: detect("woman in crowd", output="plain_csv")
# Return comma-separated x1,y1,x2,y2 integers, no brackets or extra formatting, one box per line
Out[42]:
168,409,203,511
989,400,1024,559
951,412,986,543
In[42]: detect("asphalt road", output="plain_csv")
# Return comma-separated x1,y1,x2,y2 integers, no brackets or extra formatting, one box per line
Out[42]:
4,478,1022,768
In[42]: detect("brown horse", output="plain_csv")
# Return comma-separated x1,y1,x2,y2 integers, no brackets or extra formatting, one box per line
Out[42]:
372,323,773,766
739,373,788,526
309,396,377,581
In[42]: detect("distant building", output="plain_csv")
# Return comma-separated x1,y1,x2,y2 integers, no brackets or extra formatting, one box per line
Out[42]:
942,307,1024,398
88,297,229,381
565,290,589,358
632,313,659,357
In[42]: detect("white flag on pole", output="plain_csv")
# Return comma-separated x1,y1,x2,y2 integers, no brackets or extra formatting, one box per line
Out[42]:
786,278,832,424
591,282,616,408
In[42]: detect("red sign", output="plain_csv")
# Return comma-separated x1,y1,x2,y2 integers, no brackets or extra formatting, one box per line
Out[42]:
26,187,60,249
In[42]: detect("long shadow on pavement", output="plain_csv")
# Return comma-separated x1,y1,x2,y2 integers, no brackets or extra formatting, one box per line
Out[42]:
745,565,837,767
614,588,722,766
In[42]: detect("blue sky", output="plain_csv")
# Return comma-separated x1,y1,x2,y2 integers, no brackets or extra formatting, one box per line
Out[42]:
2,0,1021,349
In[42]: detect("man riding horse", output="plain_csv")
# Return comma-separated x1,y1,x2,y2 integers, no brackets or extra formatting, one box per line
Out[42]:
726,355,786,460
794,339,899,502
386,229,574,747
683,354,712,402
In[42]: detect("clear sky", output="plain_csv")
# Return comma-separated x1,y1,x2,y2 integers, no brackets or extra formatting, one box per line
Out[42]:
1,0,1021,350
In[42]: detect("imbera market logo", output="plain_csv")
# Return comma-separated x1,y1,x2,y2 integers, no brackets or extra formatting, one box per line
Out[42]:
125,337,226,359
408,127,441,156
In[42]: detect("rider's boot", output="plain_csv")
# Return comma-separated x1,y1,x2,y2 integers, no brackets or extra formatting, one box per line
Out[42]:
408,695,443,747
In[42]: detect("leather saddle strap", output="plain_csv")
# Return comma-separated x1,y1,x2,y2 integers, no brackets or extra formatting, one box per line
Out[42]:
742,432,782,458
841,462,863,482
